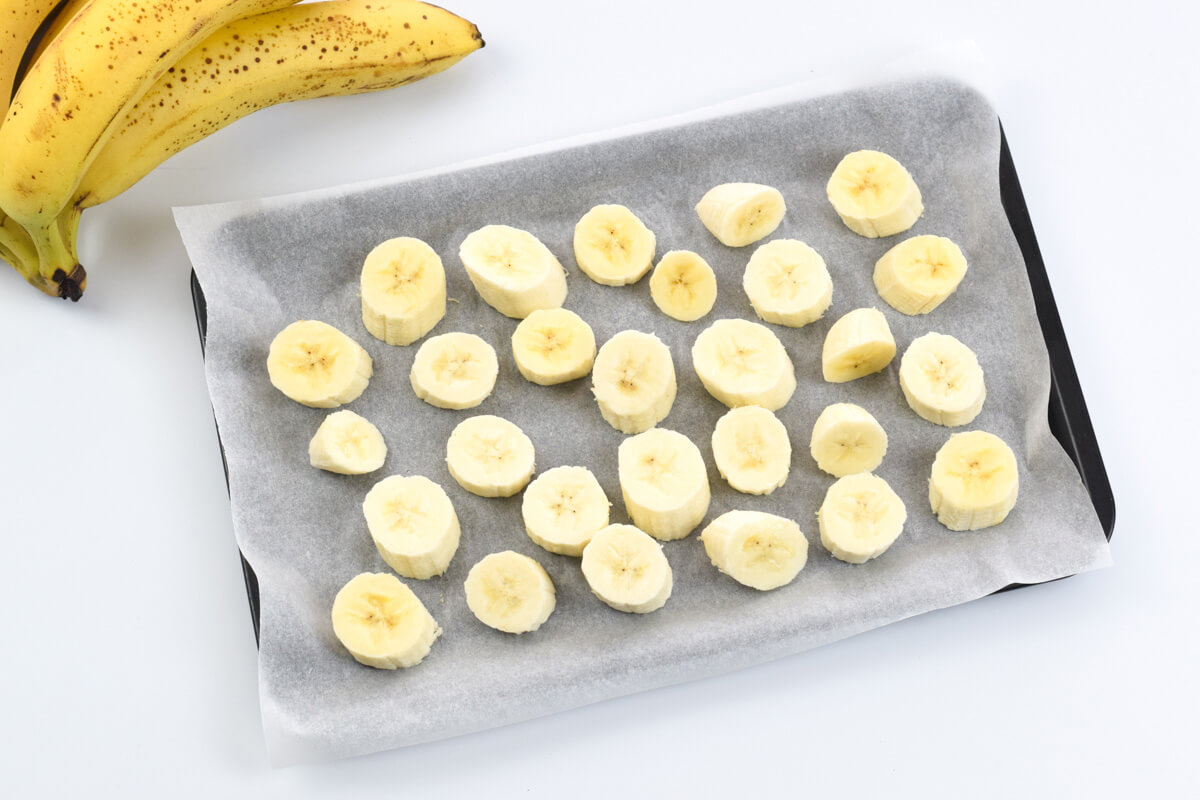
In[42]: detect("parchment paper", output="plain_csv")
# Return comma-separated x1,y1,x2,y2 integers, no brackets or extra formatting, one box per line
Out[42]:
175,63,1111,766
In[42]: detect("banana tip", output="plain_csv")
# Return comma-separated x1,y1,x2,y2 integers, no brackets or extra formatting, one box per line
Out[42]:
52,266,86,301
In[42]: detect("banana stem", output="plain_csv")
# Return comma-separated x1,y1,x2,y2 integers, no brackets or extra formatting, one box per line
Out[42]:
22,213,86,300
0,213,43,288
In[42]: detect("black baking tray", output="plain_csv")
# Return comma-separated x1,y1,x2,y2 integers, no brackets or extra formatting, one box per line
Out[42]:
190,124,1116,646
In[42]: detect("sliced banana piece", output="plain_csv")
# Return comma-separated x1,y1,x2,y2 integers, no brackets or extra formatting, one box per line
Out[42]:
573,204,657,286
649,250,717,322
821,307,896,383
511,307,596,386
446,415,535,498
267,320,372,408
818,473,907,564
696,182,786,247
826,150,923,238
580,524,673,613
618,427,710,541
874,235,968,315
809,403,888,478
692,318,796,410
743,239,833,327
700,510,809,591
410,331,499,410
331,572,441,669
930,430,1019,531
363,475,461,579
591,330,677,434
309,410,387,475
522,465,611,556
360,236,446,345
899,332,986,427
459,224,567,318
464,551,557,634
711,406,791,495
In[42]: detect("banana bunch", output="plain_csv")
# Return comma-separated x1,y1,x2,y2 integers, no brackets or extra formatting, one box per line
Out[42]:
0,0,483,300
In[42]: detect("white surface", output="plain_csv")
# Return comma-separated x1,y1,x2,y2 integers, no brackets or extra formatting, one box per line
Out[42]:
0,0,1195,794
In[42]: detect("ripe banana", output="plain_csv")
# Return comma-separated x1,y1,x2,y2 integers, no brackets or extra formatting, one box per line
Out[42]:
710,405,791,495
700,510,808,591
445,414,535,498
695,182,786,247
691,318,796,410
0,0,62,116
817,473,907,564
809,403,888,478
309,410,387,475
618,427,710,541
580,524,673,614
821,307,896,383
510,308,596,386
521,465,611,557
409,331,498,410
360,237,446,346
743,239,833,327
362,474,461,579
874,235,968,315
463,551,556,634
898,332,986,426
649,250,717,322
573,204,656,286
331,572,441,669
929,430,1019,531
826,150,923,238
591,330,677,434
266,320,373,408
458,224,567,319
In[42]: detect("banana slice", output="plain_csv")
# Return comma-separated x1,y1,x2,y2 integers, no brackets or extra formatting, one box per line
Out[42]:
459,224,567,318
363,475,461,579
618,427,710,541
821,307,896,383
809,403,888,478
522,465,611,556
511,307,596,386
267,320,372,408
591,330,677,434
691,318,796,410
360,236,446,345
929,430,1019,531
700,510,809,591
817,473,907,564
743,239,834,328
649,250,717,322
309,410,387,475
410,331,499,410
573,204,657,286
874,235,968,315
710,406,791,495
696,182,786,247
826,150,923,238
331,572,441,670
580,524,673,613
445,415,535,498
463,551,556,634
899,332,986,427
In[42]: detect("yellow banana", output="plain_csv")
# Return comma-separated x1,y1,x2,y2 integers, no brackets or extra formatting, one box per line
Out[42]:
24,0,91,79
0,0,63,115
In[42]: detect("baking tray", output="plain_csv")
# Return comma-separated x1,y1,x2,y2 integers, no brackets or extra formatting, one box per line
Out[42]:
189,123,1116,646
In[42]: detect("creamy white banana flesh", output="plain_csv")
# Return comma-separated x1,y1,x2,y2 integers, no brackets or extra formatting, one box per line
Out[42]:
330,572,441,669
459,224,567,318
874,235,968,315
409,331,499,410
826,150,923,238
445,415,536,498
711,405,791,495
649,250,717,322
309,410,388,475
743,239,833,327
510,307,596,386
522,465,611,557
591,330,677,434
618,427,710,541
580,524,673,614
809,403,888,478
267,320,373,408
700,510,809,591
573,204,657,286
360,236,447,345
696,182,787,247
691,318,796,410
817,473,907,564
929,430,1019,531
821,307,896,383
463,551,556,634
362,475,461,579
899,332,986,427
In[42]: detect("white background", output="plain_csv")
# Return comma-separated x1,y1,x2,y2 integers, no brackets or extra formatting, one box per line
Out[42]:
2,0,1196,795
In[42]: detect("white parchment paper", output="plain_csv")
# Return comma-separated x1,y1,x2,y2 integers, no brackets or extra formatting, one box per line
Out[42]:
175,54,1111,765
